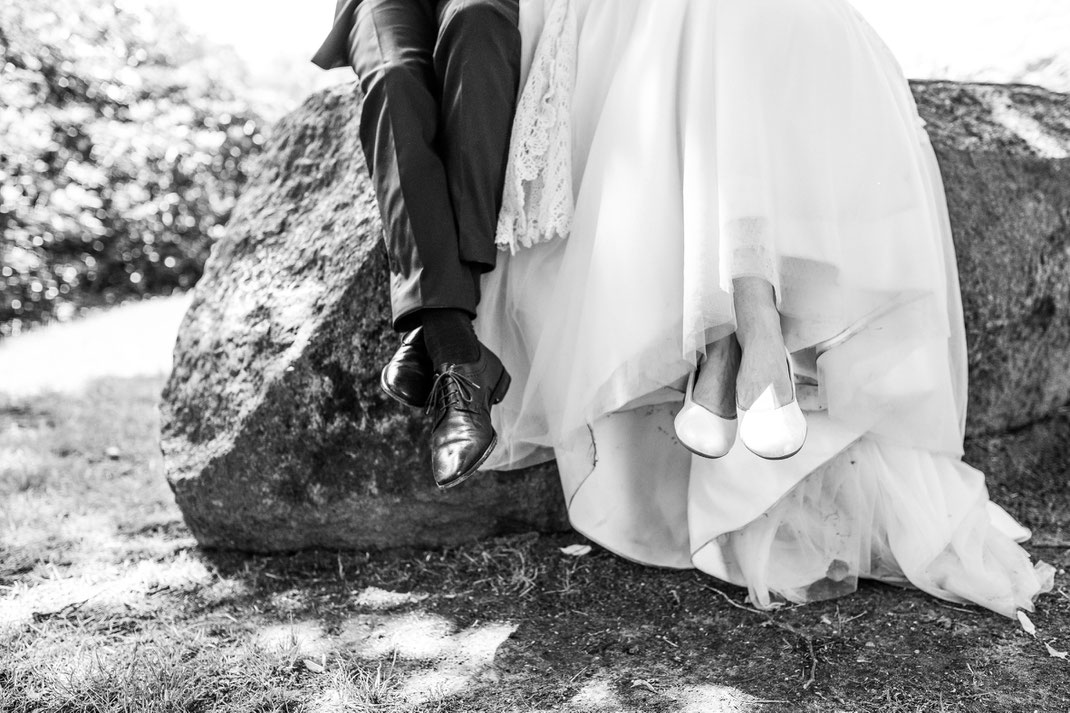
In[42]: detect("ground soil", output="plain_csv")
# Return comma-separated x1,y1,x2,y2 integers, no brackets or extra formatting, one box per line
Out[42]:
0,376,1067,712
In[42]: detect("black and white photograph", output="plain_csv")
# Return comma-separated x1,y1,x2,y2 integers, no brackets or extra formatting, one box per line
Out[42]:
1,0,1069,710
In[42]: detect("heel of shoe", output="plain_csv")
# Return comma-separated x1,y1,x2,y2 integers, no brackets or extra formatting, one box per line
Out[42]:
491,369,511,405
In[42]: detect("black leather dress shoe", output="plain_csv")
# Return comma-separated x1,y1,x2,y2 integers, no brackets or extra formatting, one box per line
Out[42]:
380,328,434,409
426,343,511,489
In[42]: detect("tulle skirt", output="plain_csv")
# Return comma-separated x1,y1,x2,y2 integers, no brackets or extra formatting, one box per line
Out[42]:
474,0,1053,617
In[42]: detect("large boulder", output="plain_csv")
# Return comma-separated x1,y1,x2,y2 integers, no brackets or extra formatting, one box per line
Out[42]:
160,80,1070,552
158,85,569,553
913,82,1070,435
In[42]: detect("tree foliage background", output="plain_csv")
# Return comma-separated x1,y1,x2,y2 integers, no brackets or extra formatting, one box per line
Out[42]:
0,0,265,336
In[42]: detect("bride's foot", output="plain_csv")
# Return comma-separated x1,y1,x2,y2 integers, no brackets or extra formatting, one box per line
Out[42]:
674,336,739,459
732,277,807,460
736,349,807,460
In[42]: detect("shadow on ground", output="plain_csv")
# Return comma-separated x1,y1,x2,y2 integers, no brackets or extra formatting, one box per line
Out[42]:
0,375,1067,712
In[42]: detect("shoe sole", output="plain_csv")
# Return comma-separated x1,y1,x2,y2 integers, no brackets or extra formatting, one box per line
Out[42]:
380,367,428,410
436,433,499,490
742,432,808,461
435,368,511,490
679,440,732,460
490,368,511,404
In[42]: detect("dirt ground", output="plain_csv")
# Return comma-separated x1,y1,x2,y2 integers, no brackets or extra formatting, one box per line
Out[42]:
1,376,1068,712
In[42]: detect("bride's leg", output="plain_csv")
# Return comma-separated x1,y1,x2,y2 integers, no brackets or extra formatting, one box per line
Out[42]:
732,276,794,409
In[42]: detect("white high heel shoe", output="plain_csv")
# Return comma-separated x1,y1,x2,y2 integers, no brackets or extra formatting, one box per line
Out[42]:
674,366,737,459
737,347,807,460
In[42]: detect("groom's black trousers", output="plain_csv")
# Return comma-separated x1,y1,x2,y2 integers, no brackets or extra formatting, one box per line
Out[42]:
346,0,521,332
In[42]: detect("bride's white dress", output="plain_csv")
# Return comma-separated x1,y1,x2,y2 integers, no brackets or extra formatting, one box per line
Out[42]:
474,0,1053,617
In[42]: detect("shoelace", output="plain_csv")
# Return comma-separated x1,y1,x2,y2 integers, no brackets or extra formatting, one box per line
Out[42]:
426,367,480,415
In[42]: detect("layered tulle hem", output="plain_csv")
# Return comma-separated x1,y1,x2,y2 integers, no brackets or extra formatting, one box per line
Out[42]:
691,438,1055,618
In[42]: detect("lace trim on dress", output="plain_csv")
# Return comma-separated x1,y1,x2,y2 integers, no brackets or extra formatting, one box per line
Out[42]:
495,0,577,254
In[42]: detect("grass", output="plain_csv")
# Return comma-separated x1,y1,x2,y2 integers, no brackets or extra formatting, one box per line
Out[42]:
0,375,1069,712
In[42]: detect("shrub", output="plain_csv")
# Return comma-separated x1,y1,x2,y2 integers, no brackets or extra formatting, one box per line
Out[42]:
0,0,265,336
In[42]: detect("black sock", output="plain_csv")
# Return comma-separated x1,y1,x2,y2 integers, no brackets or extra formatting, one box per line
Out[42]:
420,308,480,366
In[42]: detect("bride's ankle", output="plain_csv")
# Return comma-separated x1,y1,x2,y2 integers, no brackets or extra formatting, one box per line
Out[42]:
734,307,782,350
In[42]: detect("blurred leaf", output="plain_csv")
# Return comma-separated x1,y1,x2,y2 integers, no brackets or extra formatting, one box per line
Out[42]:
559,544,592,557
1017,611,1036,638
